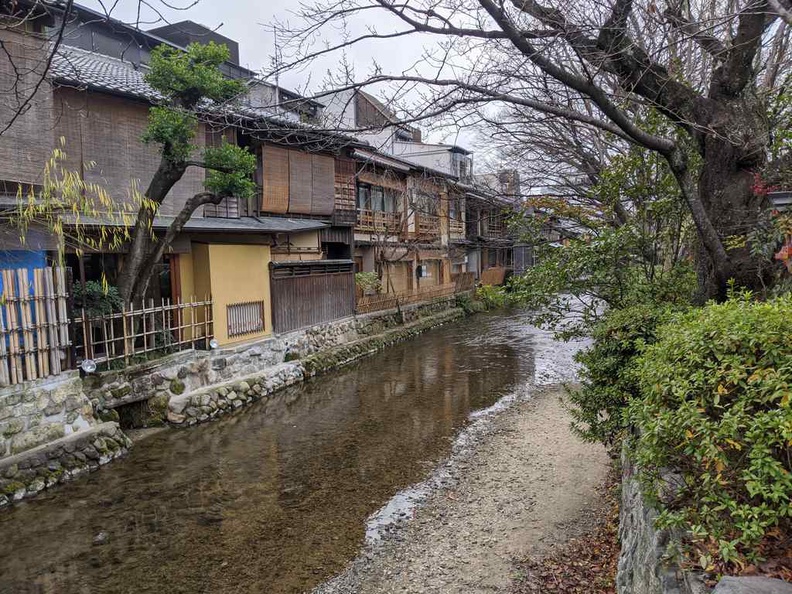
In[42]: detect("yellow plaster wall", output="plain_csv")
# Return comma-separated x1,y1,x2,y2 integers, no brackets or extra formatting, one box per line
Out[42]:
188,243,272,346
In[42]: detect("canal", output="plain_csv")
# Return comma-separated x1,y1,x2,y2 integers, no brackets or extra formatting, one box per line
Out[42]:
0,310,582,594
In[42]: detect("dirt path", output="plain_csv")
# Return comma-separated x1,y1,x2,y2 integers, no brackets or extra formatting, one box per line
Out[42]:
314,386,610,594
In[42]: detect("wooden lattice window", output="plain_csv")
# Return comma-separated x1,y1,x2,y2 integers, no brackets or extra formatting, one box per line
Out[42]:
227,300,265,338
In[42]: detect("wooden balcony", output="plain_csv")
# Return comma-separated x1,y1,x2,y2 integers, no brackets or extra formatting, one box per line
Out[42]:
449,218,465,237
356,209,402,234
413,213,440,240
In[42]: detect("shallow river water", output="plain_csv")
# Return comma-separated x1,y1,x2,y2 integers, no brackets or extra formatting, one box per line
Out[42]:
0,310,581,594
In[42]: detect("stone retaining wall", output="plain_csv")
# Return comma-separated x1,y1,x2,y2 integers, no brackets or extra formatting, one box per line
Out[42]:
617,453,792,594
0,373,98,458
168,305,465,426
0,422,130,507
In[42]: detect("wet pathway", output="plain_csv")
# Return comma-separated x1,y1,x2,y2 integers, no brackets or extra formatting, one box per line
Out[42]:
0,311,582,594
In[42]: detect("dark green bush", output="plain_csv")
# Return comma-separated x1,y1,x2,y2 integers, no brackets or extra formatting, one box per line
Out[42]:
72,281,123,317
475,285,508,310
567,302,678,446
629,294,792,564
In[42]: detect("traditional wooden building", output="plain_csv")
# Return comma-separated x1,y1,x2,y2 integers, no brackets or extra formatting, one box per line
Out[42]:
0,1,360,345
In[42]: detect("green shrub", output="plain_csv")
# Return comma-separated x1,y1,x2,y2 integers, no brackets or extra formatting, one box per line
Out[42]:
629,294,792,564
72,281,123,317
568,302,678,446
355,272,382,293
475,285,508,309
455,292,485,314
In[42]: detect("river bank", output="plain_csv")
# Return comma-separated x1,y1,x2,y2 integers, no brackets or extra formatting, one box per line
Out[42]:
314,385,610,594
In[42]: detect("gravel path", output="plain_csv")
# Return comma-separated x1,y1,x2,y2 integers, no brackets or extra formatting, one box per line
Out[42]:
313,386,610,594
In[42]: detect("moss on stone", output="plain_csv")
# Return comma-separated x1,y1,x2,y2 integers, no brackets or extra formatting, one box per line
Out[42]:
169,379,186,395
1,480,25,496
97,408,120,423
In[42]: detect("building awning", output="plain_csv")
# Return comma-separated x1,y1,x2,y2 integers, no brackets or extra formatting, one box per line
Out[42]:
60,214,329,234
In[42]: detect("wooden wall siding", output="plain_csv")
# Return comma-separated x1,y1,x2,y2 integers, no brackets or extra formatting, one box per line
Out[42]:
270,261,355,333
262,145,290,213
333,157,357,225
53,88,206,217
204,196,240,218
358,170,406,192
311,154,336,215
288,150,313,214
0,29,55,186
355,93,391,129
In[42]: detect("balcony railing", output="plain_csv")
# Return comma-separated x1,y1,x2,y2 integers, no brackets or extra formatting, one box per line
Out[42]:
413,213,440,239
356,209,402,233
449,218,465,237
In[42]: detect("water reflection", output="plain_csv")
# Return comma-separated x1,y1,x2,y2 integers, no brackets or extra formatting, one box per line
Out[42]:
0,310,579,594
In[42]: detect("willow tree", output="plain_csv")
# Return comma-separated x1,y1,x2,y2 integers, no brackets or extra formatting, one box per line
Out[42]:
277,0,792,300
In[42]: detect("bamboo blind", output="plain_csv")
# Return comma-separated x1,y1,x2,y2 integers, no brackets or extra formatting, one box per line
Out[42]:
288,150,313,214
262,145,290,214
0,267,70,386
311,154,336,216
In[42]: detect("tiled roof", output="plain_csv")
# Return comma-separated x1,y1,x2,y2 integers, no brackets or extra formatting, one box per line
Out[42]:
51,46,161,101
49,46,316,131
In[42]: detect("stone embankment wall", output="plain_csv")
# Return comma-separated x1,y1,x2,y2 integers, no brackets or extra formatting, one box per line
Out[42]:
618,455,792,594
0,372,130,507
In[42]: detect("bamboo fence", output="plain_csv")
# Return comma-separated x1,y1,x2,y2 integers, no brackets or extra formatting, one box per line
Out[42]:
73,297,214,368
0,267,70,386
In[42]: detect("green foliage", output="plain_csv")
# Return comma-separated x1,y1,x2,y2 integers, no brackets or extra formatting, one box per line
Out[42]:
568,302,680,445
510,138,696,338
475,285,508,310
141,106,197,161
629,294,792,564
145,42,244,108
72,281,123,317
508,225,696,338
142,42,247,174
355,272,382,293
455,292,486,314
203,141,257,199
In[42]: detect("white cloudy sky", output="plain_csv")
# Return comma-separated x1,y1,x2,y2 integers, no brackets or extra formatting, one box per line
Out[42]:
79,0,482,150
80,1,426,97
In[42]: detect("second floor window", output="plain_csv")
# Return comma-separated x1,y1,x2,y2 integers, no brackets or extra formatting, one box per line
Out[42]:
358,184,398,212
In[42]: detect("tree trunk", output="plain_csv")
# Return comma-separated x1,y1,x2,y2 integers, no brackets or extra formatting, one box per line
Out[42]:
695,94,771,301
116,157,187,306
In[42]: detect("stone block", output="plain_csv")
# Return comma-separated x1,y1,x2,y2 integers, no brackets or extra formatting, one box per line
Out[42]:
714,577,792,594
11,424,65,455
169,379,185,396
110,385,132,400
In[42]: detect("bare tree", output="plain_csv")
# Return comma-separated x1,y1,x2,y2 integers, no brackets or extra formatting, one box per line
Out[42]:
273,0,792,300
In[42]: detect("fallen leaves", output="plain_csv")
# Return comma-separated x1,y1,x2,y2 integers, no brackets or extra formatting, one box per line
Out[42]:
512,469,619,594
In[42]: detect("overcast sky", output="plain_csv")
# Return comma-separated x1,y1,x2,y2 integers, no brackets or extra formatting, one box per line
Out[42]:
79,0,481,150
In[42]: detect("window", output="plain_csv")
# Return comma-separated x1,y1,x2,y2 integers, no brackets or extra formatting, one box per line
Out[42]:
383,190,396,213
372,186,385,211
358,184,398,212
357,184,371,210
227,301,265,338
